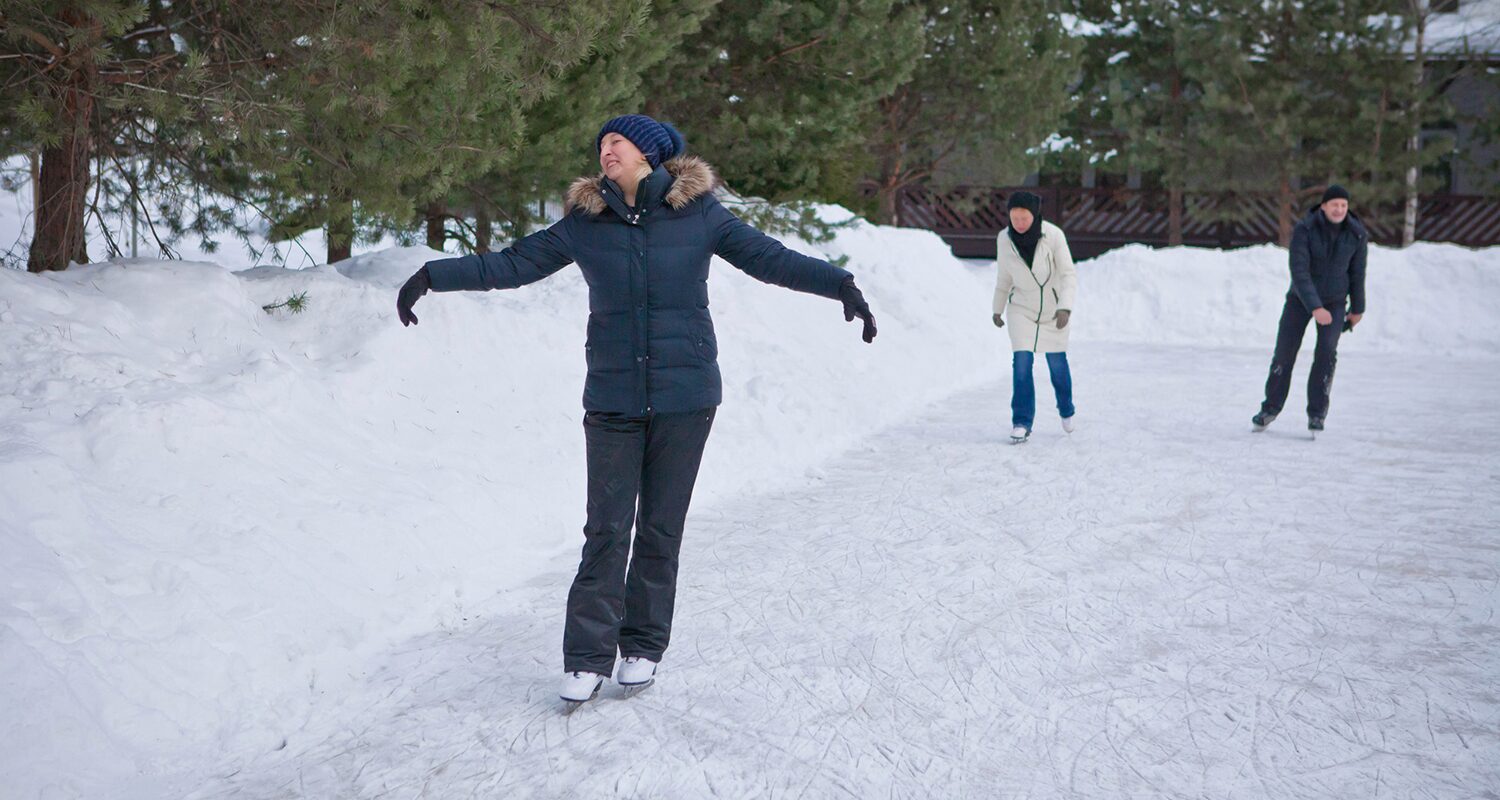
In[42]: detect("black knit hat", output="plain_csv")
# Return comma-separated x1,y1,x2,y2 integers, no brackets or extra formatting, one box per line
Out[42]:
1321,184,1350,204
1006,191,1042,216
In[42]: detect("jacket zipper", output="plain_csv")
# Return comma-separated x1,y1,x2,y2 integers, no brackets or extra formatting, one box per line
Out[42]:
1029,244,1048,351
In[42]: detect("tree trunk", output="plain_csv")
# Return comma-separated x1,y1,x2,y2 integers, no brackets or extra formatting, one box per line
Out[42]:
475,204,492,254
425,201,446,250
1168,69,1184,247
29,153,41,220
326,198,354,264
877,181,901,227
1403,5,1425,247
28,68,94,272
875,148,903,226
1277,174,1295,248
1168,186,1184,247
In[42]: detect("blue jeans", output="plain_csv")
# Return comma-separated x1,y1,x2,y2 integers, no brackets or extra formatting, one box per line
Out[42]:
1012,351,1074,430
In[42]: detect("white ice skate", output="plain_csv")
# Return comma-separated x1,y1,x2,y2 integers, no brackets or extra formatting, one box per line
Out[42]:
1010,426,1030,444
1061,416,1075,434
617,656,658,688
559,671,605,704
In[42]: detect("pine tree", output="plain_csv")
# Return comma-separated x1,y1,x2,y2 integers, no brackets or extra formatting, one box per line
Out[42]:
246,0,630,264
1088,0,1225,244
439,0,719,250
1,1,303,271
1052,0,1456,246
652,0,925,203
1189,0,1440,243
863,0,1077,224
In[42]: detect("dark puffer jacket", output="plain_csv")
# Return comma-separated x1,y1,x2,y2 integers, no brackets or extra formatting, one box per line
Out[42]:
1288,207,1369,315
423,156,852,414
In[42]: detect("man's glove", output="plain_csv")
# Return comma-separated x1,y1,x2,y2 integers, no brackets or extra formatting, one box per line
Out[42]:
397,266,431,327
839,277,877,343
1056,309,1071,329
992,313,1005,328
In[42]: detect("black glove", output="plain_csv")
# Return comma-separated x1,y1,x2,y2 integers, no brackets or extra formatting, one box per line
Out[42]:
839,277,877,343
1341,319,1353,332
992,313,1005,328
1055,309,1070,329
397,266,431,327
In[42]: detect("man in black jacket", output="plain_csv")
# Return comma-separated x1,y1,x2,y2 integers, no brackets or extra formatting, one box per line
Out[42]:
1253,184,1368,433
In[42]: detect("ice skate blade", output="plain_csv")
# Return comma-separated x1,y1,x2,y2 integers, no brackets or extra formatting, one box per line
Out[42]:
559,695,597,714
620,678,655,694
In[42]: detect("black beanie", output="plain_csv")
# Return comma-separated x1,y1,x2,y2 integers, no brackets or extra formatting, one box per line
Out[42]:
1321,184,1350,204
1006,191,1042,216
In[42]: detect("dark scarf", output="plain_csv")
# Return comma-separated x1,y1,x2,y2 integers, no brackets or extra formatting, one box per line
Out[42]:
1008,219,1043,268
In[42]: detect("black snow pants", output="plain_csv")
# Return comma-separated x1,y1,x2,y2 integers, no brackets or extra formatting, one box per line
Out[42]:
563,407,715,676
1260,295,1346,420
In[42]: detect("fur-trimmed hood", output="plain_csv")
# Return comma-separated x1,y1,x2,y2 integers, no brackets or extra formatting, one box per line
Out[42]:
564,155,719,216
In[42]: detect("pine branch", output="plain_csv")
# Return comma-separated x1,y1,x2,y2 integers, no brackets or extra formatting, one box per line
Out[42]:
4,21,68,60
483,1,558,47
262,291,309,314
763,36,826,65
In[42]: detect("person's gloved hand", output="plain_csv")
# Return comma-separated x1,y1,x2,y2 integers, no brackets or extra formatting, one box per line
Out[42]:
1055,309,1071,329
397,266,431,327
992,313,1005,328
839,277,877,343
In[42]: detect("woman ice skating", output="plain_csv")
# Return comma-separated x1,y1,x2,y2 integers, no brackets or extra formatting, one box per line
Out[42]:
992,191,1078,443
394,114,877,704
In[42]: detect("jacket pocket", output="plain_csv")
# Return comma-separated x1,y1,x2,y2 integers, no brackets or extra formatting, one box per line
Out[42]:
691,316,719,362
694,334,718,362
584,340,634,373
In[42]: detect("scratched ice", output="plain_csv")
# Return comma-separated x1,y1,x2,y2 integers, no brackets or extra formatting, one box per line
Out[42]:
188,344,1500,799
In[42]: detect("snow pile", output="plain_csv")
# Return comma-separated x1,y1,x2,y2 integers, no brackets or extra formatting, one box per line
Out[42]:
1074,242,1500,358
0,220,999,795
2,213,1497,797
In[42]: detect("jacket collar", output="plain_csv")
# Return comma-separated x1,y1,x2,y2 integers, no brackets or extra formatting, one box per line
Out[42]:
565,155,719,219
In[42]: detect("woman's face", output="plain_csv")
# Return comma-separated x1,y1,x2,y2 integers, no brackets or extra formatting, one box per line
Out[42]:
600,133,648,182
1009,207,1035,234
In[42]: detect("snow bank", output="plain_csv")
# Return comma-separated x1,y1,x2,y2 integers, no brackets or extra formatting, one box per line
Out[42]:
1074,242,1500,358
2,214,1496,796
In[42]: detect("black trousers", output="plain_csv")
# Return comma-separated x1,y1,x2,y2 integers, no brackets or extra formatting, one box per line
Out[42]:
1261,296,1346,419
563,407,715,675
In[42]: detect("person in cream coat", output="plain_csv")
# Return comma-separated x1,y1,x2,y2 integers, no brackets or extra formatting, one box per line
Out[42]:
992,191,1078,443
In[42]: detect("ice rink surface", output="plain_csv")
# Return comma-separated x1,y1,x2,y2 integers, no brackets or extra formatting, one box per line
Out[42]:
191,342,1499,799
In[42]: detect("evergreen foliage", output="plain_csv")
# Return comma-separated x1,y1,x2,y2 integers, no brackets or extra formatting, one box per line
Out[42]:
862,0,1077,224
652,0,925,202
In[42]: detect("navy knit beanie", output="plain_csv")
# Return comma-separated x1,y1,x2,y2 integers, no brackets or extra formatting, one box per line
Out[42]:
1006,191,1042,216
596,114,686,169
1321,184,1350,203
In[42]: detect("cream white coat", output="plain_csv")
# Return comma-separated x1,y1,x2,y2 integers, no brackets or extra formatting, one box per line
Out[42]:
993,220,1078,352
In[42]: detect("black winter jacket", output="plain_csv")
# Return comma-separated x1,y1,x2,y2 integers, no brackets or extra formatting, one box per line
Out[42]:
1287,208,1369,315
423,156,852,414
